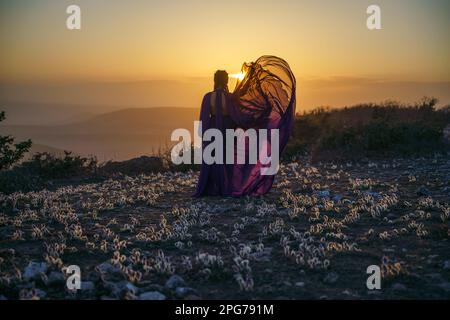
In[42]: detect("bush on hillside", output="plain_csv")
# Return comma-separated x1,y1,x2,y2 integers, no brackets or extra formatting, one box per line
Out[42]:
285,97,450,161
0,151,98,194
0,111,32,171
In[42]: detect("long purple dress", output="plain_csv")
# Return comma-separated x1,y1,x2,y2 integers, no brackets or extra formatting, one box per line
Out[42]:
195,56,296,197
194,88,237,196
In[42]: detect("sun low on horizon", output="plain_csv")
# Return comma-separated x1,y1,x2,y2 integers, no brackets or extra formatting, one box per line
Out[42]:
0,0,449,109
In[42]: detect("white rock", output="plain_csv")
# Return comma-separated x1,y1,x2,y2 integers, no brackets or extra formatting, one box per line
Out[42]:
139,291,166,300
175,287,197,298
80,281,95,292
35,288,47,299
438,282,450,292
125,282,139,295
443,260,450,270
391,283,407,291
323,272,339,284
165,275,185,289
24,262,48,280
96,262,121,274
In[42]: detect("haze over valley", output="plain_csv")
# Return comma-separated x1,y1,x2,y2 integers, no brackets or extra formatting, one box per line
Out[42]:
1,77,449,161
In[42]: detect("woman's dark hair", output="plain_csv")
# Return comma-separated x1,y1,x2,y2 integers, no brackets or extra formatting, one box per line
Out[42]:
214,70,229,91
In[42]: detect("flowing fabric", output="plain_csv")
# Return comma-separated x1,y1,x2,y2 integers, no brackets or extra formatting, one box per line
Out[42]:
195,56,296,197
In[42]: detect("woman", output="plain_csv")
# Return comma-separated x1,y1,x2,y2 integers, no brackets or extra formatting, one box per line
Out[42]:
195,56,296,197
194,70,236,196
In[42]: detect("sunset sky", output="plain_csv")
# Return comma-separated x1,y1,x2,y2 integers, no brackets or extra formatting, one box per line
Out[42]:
1,0,449,110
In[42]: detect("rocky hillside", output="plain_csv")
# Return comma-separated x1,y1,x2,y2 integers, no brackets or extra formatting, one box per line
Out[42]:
0,156,449,299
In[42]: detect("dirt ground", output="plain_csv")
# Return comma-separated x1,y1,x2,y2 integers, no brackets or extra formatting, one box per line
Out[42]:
0,156,449,300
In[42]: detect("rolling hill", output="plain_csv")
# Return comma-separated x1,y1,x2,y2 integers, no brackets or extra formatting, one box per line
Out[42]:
0,107,199,161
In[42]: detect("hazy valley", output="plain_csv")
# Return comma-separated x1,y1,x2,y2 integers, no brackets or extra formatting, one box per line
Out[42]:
0,106,198,161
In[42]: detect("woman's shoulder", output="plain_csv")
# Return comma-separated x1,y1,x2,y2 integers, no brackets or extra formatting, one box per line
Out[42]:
203,92,213,101
203,90,231,104
207,89,232,96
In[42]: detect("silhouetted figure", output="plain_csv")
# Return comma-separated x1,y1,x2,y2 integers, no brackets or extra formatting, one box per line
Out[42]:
195,56,296,197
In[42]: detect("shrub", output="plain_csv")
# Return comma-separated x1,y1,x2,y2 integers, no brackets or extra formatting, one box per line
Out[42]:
100,156,167,176
287,97,450,161
0,111,32,171
0,151,98,194
24,151,98,179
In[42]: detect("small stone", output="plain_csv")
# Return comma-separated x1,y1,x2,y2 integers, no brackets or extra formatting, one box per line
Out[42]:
387,213,397,220
366,191,382,200
24,262,48,280
259,284,274,293
342,290,352,295
142,283,164,292
96,263,123,282
104,281,138,297
96,262,121,274
316,190,330,198
323,272,339,284
438,282,450,292
175,287,198,298
139,291,166,300
212,207,228,214
125,282,139,295
295,282,305,287
35,289,47,299
391,283,407,291
250,247,273,262
367,290,382,295
443,260,450,270
165,275,186,290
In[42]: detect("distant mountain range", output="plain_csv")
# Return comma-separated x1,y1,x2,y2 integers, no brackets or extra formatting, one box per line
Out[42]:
0,102,101,126
0,79,210,124
0,107,198,161
63,107,198,134
24,144,66,159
